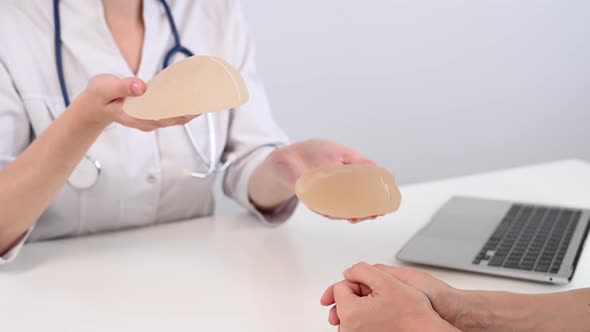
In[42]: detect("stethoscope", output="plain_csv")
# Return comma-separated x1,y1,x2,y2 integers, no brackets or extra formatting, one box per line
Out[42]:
53,0,231,190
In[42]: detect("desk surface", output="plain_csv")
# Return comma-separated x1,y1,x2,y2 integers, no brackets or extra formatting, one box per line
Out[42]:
1,159,589,331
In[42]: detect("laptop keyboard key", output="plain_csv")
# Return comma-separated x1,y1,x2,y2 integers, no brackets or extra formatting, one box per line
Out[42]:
473,204,583,276
534,264,550,272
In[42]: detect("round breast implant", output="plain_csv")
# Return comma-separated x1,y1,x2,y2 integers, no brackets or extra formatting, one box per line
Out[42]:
124,56,249,120
295,164,402,219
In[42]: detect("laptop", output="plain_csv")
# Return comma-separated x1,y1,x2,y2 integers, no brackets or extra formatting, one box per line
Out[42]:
396,196,590,284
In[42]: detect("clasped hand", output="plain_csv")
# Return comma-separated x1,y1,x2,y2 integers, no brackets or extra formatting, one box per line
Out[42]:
321,263,462,332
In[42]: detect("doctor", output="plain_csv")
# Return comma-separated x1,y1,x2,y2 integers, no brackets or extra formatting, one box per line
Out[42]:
0,0,374,263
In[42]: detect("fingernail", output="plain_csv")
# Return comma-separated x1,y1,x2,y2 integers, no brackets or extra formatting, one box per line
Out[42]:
131,83,143,95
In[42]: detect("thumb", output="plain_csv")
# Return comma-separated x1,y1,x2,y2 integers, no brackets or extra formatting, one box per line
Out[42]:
333,282,359,308
87,74,147,104
112,77,146,102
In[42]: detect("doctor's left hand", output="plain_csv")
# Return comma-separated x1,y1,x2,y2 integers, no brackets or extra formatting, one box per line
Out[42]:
248,139,376,222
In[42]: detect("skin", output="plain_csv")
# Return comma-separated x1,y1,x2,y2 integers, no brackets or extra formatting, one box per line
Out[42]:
320,263,461,332
0,0,374,254
248,139,376,212
103,0,144,75
322,263,590,332
0,76,197,255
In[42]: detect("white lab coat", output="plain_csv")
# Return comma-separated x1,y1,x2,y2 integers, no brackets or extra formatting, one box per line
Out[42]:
0,0,297,264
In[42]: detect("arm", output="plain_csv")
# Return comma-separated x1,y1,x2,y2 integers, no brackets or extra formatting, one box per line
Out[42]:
458,288,590,332
223,2,376,218
0,74,196,256
373,265,590,332
220,3,375,213
0,92,110,254
220,1,294,216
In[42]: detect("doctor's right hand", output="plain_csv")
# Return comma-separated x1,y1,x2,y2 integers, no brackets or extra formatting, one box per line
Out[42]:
79,74,198,131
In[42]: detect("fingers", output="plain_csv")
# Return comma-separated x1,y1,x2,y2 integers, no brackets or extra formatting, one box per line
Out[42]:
347,215,381,223
342,152,376,166
178,115,200,124
117,113,159,132
328,279,377,328
155,115,199,127
322,270,384,329
117,113,200,132
321,280,371,306
320,284,336,306
333,282,359,306
153,117,185,127
317,211,382,223
323,282,359,306
343,262,395,290
329,305,340,326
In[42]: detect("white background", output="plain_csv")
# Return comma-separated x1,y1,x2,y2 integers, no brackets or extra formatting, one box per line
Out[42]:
217,0,590,213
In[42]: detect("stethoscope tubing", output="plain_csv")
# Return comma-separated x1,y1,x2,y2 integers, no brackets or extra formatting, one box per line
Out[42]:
53,0,230,189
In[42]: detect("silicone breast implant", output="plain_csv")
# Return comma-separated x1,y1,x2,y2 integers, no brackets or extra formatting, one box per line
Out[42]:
295,164,402,219
124,56,249,120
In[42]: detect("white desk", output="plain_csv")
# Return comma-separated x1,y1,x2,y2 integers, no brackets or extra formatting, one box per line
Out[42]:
1,159,589,331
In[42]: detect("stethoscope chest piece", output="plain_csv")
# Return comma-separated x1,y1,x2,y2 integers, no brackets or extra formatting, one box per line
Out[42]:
68,157,102,190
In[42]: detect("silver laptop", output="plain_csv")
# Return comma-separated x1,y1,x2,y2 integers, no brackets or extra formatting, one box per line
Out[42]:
397,196,590,284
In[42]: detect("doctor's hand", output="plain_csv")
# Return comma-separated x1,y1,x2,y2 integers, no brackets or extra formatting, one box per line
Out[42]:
320,263,461,332
248,139,378,222
78,74,198,131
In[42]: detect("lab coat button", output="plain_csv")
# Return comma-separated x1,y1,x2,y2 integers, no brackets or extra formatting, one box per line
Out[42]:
147,175,157,184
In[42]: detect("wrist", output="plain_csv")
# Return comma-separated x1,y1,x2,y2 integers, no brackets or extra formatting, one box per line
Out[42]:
248,155,294,210
456,290,543,332
453,290,495,332
428,318,463,332
69,91,113,130
402,314,461,332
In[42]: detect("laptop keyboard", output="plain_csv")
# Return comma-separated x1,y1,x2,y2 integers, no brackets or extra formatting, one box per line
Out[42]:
473,204,581,274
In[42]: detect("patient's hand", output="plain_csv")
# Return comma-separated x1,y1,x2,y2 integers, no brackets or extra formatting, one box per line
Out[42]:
373,265,464,327
376,265,590,332
320,263,461,332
